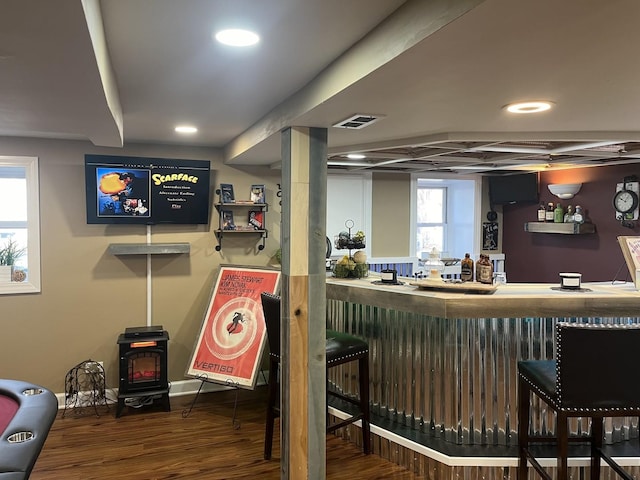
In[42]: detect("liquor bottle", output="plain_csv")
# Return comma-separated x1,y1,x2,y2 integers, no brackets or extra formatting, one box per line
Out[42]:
460,253,474,282
545,202,555,222
573,205,584,224
476,254,494,284
537,204,546,222
553,203,564,223
564,205,574,223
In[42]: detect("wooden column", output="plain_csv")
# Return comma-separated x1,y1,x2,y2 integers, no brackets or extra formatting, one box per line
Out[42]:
280,127,328,479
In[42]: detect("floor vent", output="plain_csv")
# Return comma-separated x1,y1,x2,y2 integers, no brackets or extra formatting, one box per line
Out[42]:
332,114,383,129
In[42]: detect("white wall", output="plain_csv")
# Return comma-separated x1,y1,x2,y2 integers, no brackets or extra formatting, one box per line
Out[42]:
326,173,372,257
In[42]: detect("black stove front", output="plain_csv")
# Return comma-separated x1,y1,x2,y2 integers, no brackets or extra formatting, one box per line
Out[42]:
116,326,170,417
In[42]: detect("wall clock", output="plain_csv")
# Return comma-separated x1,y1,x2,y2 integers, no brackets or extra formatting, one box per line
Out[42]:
613,187,639,215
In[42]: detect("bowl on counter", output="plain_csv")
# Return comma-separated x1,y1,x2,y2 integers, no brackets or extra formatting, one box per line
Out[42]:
441,258,461,266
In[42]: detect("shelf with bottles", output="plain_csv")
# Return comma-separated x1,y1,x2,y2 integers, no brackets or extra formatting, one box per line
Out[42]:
214,186,268,251
529,203,594,234
524,222,595,234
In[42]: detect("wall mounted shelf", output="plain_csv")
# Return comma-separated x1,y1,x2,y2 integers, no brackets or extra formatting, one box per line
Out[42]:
214,197,268,251
214,229,268,252
108,243,190,255
524,222,596,234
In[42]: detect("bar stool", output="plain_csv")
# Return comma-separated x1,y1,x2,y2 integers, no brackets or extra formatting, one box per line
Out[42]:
260,292,371,460
518,322,640,480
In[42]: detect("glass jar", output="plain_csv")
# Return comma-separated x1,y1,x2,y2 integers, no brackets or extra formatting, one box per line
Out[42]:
423,247,445,281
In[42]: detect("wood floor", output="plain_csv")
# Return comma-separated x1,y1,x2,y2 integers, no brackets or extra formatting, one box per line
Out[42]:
30,386,421,480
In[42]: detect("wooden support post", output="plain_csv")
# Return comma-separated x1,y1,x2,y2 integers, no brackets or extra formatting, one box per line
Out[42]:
280,127,328,479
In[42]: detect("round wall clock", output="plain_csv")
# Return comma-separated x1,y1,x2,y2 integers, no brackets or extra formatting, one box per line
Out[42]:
613,188,639,214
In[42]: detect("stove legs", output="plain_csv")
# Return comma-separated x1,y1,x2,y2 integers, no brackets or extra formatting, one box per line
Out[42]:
115,391,171,418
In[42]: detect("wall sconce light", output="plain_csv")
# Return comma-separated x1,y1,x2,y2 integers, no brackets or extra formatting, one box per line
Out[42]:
548,183,582,199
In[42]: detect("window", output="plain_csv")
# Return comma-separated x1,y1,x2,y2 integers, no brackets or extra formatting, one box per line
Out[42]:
0,156,40,294
413,177,479,260
416,186,446,256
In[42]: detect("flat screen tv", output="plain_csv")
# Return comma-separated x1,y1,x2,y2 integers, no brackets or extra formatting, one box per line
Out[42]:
488,172,539,205
85,154,211,224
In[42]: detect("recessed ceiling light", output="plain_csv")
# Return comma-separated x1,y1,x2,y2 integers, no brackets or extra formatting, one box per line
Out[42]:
347,153,366,159
504,101,553,114
175,125,198,134
214,29,260,47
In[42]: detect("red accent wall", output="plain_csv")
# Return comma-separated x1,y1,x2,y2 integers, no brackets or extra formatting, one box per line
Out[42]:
502,164,640,283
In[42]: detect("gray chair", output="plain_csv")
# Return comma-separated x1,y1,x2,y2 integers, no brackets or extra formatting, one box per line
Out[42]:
518,322,640,480
260,292,371,460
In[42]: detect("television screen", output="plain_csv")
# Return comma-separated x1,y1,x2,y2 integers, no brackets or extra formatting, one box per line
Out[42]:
85,154,211,224
488,172,539,205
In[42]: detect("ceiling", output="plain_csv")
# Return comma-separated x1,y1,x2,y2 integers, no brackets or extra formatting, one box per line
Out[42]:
2,0,640,175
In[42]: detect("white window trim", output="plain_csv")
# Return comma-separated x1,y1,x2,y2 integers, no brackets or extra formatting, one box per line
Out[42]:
0,155,41,294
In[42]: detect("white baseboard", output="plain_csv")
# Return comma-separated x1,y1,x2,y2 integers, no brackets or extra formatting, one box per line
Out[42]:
54,376,268,410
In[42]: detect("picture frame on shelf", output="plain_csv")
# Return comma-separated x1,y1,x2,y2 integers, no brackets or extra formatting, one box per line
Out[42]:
248,210,264,230
250,184,265,204
221,210,236,230
220,183,235,204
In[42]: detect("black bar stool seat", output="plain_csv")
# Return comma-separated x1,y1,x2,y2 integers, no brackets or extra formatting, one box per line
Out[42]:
326,330,368,366
260,292,371,460
518,322,640,480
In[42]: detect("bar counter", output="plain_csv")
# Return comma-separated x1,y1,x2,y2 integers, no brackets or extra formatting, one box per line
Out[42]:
325,276,640,451
327,276,640,319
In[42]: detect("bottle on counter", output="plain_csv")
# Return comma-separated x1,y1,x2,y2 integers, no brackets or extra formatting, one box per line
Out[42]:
476,254,494,284
545,202,555,222
564,205,574,223
574,205,585,224
537,203,546,222
553,203,564,223
461,253,474,282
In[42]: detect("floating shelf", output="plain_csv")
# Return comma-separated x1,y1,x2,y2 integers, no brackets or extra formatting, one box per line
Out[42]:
108,243,190,255
524,222,596,234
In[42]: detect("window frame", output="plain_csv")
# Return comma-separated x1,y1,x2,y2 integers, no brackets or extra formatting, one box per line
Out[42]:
0,155,41,294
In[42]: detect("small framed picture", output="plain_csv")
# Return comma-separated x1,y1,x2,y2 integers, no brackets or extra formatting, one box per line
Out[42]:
220,210,235,230
248,210,264,230
220,183,235,204
250,184,265,204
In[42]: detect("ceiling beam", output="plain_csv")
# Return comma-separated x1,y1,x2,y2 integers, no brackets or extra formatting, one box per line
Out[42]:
224,0,485,163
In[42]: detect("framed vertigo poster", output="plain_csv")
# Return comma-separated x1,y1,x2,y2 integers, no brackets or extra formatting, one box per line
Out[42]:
186,265,281,388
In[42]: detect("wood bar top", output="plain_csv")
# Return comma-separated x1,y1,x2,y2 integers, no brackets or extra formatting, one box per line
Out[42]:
326,276,640,319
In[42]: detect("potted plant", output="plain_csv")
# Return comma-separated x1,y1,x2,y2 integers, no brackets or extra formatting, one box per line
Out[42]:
0,238,26,282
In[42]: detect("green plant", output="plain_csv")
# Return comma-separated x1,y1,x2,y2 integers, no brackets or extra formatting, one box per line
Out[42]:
0,238,26,266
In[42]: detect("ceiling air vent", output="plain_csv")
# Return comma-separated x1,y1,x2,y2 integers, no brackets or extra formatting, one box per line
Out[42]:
332,114,383,129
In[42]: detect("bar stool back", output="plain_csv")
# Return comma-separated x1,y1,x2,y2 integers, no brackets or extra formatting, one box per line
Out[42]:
260,292,371,460
518,322,640,480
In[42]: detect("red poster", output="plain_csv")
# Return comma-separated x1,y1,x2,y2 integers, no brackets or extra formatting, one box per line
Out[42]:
186,265,280,388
